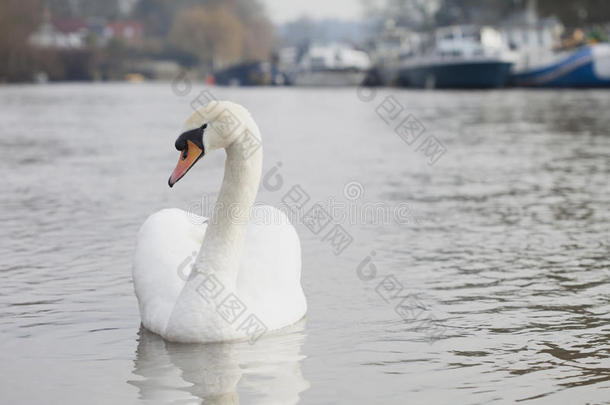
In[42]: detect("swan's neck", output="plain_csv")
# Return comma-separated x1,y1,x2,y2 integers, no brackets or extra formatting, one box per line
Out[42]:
194,139,262,285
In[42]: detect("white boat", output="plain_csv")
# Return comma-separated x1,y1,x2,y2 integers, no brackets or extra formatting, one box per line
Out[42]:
290,44,371,87
366,22,418,86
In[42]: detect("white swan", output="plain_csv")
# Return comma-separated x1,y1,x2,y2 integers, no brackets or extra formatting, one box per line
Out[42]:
133,101,307,343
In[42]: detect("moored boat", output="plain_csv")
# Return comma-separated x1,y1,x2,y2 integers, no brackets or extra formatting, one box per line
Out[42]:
213,61,287,86
509,43,610,87
500,0,610,88
398,26,513,89
289,43,371,87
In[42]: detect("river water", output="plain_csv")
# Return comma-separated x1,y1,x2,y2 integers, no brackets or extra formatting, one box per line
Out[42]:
1,83,608,404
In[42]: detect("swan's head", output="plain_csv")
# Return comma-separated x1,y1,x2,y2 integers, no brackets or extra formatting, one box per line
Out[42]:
168,101,256,187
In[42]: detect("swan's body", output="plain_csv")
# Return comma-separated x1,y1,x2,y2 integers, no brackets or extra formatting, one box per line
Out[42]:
133,102,306,343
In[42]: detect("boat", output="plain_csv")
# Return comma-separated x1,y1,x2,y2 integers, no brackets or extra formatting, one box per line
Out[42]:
500,0,610,88
213,61,287,86
398,26,513,89
363,22,417,86
509,43,610,88
502,23,610,87
289,43,371,86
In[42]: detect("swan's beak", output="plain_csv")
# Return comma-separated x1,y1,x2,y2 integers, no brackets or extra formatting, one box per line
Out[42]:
168,140,204,187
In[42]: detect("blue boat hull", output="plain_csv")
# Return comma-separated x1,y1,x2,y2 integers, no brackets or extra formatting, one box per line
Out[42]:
510,44,610,88
399,61,512,88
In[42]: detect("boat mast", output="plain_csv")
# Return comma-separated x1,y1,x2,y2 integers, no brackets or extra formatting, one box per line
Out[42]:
526,0,538,26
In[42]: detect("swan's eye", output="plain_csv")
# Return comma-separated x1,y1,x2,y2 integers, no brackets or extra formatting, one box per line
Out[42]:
181,149,188,160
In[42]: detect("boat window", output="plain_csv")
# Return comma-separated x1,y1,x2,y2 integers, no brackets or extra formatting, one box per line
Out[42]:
440,32,454,40
441,50,462,57
311,57,325,68
463,31,480,41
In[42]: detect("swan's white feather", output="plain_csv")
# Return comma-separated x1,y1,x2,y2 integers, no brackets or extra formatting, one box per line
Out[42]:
133,206,306,342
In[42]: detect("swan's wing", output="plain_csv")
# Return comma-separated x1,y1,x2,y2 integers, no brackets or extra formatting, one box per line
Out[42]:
237,206,307,330
133,208,206,336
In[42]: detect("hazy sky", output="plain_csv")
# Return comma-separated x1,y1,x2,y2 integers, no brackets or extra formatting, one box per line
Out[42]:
262,0,366,23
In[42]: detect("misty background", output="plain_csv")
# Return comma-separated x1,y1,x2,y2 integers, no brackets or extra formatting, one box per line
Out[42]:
2,0,610,82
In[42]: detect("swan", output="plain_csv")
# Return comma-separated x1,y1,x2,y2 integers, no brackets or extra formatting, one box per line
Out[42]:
133,101,307,343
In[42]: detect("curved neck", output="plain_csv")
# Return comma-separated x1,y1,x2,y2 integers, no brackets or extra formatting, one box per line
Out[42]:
194,139,262,285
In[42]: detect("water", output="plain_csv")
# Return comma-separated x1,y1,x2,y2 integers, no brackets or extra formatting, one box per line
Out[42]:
1,83,608,404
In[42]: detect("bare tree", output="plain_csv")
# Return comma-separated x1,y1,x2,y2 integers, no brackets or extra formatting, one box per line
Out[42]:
169,5,245,69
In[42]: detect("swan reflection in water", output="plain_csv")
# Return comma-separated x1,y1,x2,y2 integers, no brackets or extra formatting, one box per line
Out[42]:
128,319,309,404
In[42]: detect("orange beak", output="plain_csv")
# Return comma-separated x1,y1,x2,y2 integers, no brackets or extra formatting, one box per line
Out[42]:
168,140,204,187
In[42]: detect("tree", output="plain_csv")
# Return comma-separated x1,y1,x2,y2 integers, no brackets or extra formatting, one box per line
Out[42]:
136,0,275,67
378,0,610,28
538,0,610,26
376,0,441,30
242,16,275,60
47,0,121,19
132,0,174,37
0,0,42,81
169,5,244,69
